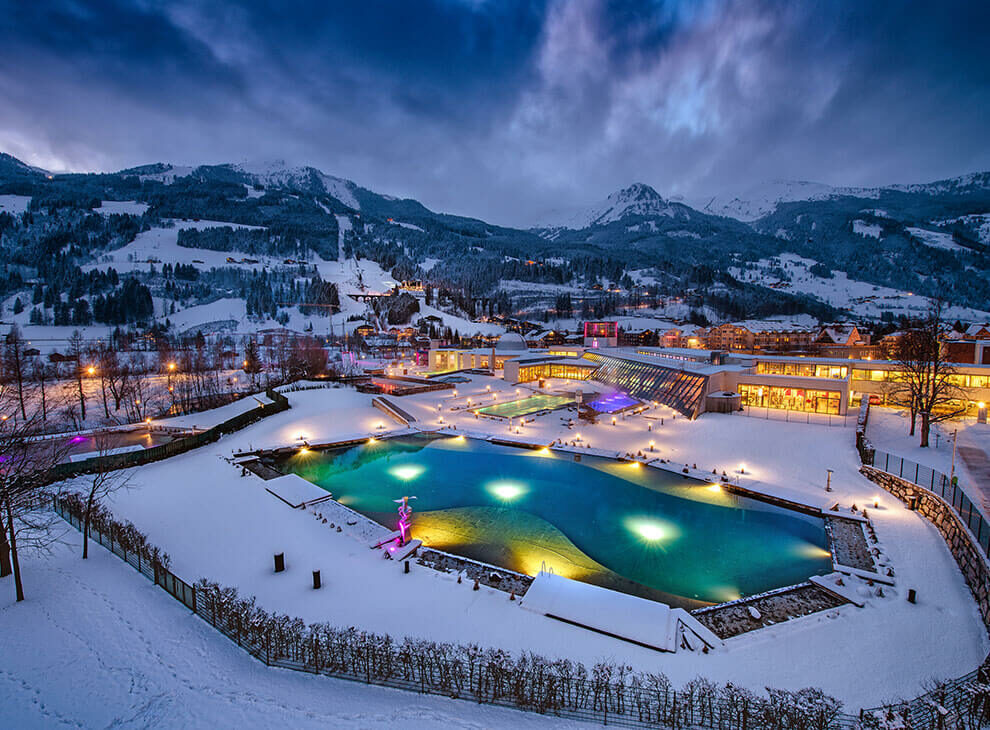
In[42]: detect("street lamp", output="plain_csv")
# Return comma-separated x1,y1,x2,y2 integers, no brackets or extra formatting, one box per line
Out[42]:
951,429,958,480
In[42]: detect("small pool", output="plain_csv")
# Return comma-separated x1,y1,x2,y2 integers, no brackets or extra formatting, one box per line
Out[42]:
474,394,574,419
588,392,640,413
278,435,832,607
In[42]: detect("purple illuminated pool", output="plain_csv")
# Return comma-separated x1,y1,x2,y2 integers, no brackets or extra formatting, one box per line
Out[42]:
588,392,639,413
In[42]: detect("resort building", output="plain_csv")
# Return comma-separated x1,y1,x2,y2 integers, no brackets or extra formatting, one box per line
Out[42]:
484,344,990,420
426,331,530,372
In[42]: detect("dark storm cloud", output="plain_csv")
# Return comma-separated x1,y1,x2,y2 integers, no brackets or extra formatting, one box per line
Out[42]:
1,0,988,225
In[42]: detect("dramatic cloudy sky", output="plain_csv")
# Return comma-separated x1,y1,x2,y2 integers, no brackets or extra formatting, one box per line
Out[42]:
2,0,988,225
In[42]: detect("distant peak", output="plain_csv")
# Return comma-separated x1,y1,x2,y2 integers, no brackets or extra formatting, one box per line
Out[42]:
621,182,661,195
531,181,677,230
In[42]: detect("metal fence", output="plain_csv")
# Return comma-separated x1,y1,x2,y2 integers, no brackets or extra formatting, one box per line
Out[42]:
56,500,197,611
857,665,990,729
738,406,856,428
51,495,862,730
865,448,990,558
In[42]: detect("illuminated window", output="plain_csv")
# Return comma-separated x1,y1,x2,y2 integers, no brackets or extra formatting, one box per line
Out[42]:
739,384,840,414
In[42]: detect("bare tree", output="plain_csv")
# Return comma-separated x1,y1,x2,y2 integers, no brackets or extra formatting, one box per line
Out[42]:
75,432,132,559
67,330,87,422
0,384,70,601
882,334,924,435
123,354,156,422
103,349,132,417
31,356,52,423
889,301,967,447
4,323,28,420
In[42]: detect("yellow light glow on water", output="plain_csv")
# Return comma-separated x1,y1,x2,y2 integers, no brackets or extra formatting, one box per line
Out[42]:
390,464,425,481
797,544,833,560
488,481,525,501
628,461,641,469
712,586,743,603
707,483,721,493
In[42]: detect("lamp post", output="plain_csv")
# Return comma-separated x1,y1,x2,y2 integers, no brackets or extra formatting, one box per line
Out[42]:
826,469,833,492
951,429,958,481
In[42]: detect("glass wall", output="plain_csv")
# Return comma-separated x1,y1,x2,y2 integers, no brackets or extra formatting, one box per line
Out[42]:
756,361,848,379
583,353,708,418
851,368,990,388
517,362,595,382
739,383,841,414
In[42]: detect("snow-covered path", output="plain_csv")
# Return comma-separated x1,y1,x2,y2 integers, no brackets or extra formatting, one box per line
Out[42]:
0,532,583,729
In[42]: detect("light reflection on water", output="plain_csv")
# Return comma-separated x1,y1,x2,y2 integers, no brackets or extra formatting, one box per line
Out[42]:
281,435,832,606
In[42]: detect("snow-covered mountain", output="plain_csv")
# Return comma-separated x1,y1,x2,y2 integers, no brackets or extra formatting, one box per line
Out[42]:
119,160,363,210
697,180,840,221
699,172,990,222
231,160,361,209
0,152,50,179
532,183,688,230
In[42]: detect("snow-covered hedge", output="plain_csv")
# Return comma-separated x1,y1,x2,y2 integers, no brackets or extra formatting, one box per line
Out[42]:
58,492,171,574
194,578,847,729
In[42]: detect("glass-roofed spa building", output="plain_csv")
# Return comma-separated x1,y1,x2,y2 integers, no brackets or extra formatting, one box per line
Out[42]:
429,334,990,419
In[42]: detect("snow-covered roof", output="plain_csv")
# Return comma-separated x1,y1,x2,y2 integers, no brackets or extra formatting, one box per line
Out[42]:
522,571,676,652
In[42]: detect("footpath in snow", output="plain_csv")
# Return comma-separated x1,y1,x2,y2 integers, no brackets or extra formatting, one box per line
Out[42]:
0,532,583,730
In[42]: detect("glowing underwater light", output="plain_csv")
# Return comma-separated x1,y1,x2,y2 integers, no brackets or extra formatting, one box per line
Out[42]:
488,481,525,501
635,522,665,541
625,516,678,544
390,464,425,481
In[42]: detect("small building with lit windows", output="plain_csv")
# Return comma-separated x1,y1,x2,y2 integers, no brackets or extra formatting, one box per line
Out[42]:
426,331,530,373
583,321,618,348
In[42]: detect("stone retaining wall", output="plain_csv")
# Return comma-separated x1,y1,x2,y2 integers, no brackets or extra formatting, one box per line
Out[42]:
860,465,990,628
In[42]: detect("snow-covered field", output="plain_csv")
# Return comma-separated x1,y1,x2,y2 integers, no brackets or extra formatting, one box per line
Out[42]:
96,200,150,216
852,220,882,239
0,193,31,215
906,227,966,252
731,253,990,321
0,532,582,730
26,377,981,711
83,220,268,275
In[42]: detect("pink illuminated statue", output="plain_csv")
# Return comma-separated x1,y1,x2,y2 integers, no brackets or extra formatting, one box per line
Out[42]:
394,496,416,546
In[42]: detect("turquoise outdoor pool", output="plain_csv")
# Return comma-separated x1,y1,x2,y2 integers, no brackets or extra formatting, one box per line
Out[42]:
277,434,832,608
